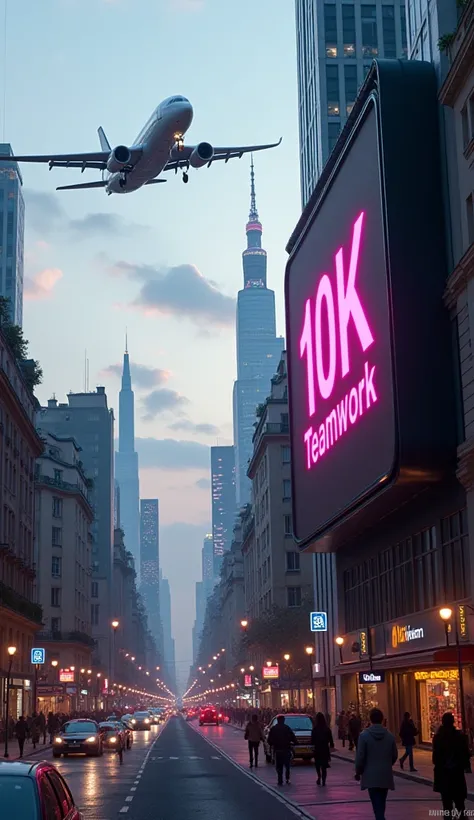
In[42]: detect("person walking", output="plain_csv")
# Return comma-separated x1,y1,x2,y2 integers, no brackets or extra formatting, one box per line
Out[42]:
311,712,334,786
355,708,398,820
47,712,58,744
348,712,362,751
244,713,265,768
399,712,418,772
268,715,297,786
30,712,40,750
38,711,47,744
15,716,28,759
337,709,349,748
433,711,471,817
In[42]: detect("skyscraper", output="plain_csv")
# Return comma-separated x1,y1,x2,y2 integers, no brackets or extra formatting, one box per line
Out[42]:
211,446,236,578
115,341,140,574
37,388,115,669
160,573,176,690
140,499,162,652
202,534,214,599
233,161,284,504
295,1,408,206
0,144,24,325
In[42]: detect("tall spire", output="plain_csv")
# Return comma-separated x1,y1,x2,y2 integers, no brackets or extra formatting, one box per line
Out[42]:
121,340,131,391
125,327,128,354
249,154,259,222
119,340,134,451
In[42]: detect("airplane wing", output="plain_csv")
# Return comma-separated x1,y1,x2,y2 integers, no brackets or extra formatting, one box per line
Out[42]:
0,148,143,171
163,138,282,172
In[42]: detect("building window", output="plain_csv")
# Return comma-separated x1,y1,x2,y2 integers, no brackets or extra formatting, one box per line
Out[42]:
51,617,61,632
324,3,338,57
53,469,62,483
287,587,302,607
51,556,62,578
91,581,99,598
51,587,61,607
281,445,291,464
326,64,340,116
52,526,62,546
52,497,63,518
382,6,396,57
284,514,293,536
342,3,356,56
328,122,341,153
283,479,292,499
441,510,468,603
91,604,99,626
286,552,300,572
400,5,407,57
361,5,378,56
467,194,474,245
462,105,470,150
344,64,358,115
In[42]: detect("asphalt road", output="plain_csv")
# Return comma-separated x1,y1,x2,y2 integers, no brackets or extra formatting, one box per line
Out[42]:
35,719,305,819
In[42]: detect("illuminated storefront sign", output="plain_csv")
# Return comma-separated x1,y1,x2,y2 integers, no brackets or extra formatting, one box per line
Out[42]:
414,669,458,681
359,671,385,684
285,61,455,549
459,605,468,639
359,631,368,655
262,666,279,680
59,669,75,683
244,675,252,687
391,624,424,649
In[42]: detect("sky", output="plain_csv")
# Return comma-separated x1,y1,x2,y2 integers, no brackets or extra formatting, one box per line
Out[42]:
1,0,301,690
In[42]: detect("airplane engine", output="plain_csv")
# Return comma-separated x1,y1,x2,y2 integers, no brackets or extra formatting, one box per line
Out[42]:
189,142,214,169
107,145,132,173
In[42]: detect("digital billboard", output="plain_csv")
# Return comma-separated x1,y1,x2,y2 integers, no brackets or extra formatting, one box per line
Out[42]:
285,61,455,550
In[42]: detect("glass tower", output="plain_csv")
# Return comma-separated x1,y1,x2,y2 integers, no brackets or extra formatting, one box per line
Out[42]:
0,144,24,325
211,446,236,578
115,340,140,577
233,160,284,505
140,499,162,653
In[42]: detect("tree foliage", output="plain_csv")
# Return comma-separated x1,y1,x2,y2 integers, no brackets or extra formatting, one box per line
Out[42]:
238,599,314,677
0,297,43,391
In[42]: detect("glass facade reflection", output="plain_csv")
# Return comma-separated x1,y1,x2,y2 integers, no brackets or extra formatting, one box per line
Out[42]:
0,144,24,325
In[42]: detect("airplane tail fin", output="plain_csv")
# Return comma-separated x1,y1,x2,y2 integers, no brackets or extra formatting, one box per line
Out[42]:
98,127,111,152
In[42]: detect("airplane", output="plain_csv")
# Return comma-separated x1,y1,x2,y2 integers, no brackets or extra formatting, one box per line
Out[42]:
1,95,281,195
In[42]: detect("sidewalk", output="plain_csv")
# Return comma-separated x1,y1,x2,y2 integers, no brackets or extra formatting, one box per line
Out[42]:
2,740,52,761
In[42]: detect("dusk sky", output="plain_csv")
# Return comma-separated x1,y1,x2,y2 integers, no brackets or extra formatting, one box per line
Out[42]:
3,0,300,686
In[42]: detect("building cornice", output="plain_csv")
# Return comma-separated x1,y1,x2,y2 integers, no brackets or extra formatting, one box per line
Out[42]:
439,2,474,107
444,242,474,310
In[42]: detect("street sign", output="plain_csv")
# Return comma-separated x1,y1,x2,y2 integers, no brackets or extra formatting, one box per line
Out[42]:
31,648,45,664
59,669,75,683
310,612,328,632
37,683,64,696
244,674,252,687
262,665,279,680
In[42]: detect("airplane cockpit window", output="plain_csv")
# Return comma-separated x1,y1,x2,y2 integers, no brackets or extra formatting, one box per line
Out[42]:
167,96,187,105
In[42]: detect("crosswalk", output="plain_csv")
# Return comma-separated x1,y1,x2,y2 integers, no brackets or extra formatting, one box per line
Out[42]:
150,755,222,761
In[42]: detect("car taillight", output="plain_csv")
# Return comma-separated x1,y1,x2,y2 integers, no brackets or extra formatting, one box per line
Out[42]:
218,714,223,718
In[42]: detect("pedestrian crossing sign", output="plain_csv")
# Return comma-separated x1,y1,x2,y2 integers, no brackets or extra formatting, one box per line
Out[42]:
31,648,45,664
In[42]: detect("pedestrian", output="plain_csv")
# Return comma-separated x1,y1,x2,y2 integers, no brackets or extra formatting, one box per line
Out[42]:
337,709,349,748
355,708,398,820
244,713,264,768
268,715,297,786
30,712,40,750
348,712,362,751
433,711,471,817
15,715,28,758
311,712,334,786
47,712,58,743
38,711,47,744
399,711,418,772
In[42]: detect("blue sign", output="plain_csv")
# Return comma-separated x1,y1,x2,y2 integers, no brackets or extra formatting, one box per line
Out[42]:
31,648,45,665
310,612,327,632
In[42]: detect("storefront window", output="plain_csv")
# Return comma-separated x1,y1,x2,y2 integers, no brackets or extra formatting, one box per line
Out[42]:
417,670,461,741
358,683,381,726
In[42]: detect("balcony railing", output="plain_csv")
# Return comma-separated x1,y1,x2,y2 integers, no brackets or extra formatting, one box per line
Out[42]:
36,629,96,648
35,473,92,509
0,580,43,624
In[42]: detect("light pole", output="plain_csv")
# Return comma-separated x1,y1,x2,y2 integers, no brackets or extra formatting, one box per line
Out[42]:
110,620,119,709
3,646,17,758
306,646,316,712
335,637,344,664
439,607,467,734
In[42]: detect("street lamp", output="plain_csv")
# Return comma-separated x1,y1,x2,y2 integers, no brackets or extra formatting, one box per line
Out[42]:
439,606,466,733
305,646,316,711
335,636,344,665
4,646,17,758
240,619,248,629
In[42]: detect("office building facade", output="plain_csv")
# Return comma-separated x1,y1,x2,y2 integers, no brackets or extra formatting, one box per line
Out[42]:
38,388,115,670
211,446,236,577
295,0,408,205
160,573,176,690
140,498,162,652
0,145,24,325
233,161,284,504
115,343,140,574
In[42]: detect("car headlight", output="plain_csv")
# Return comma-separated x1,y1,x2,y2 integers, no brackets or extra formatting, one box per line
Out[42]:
131,719,136,725
86,736,98,743
109,737,117,743
144,719,150,724
54,737,63,744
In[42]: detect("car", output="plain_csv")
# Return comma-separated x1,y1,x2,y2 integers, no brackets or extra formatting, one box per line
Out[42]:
130,711,152,730
99,722,126,751
263,714,315,763
147,708,161,724
199,706,220,726
52,719,103,758
119,720,134,748
0,759,83,819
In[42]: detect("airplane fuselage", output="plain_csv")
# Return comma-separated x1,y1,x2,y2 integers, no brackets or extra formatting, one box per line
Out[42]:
106,96,194,194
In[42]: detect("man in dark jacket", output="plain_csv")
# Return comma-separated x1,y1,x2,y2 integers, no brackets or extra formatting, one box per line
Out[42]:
268,715,297,786
433,712,471,816
15,716,28,758
399,712,418,772
348,713,362,751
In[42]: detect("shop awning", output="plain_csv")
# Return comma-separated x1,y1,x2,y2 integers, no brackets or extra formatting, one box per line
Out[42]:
434,646,474,664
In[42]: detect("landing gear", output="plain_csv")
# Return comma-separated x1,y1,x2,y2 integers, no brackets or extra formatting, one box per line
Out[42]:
182,172,189,184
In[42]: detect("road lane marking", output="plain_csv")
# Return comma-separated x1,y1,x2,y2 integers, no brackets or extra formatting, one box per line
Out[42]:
170,756,179,759
211,756,221,759
130,787,136,791
119,809,129,814
125,796,133,802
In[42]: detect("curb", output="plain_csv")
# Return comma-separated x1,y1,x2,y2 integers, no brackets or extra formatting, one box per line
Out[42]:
2,743,52,761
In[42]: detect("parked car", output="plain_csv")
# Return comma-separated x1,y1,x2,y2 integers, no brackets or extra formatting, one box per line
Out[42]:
0,759,83,818
52,719,103,758
199,706,220,726
263,714,314,763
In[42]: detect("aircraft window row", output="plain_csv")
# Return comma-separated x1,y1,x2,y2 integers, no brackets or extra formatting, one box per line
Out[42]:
167,96,187,105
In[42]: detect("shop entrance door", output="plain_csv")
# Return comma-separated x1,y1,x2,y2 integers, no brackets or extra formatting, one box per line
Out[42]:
418,676,461,742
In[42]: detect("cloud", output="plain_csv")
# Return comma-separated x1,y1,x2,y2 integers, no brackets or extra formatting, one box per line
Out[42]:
168,419,220,436
24,268,63,300
23,190,65,234
136,437,210,470
69,213,148,237
141,388,190,421
102,362,170,389
195,477,211,490
112,261,235,327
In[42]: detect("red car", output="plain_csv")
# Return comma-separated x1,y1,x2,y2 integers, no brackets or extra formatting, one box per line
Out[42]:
199,706,220,726
0,759,83,818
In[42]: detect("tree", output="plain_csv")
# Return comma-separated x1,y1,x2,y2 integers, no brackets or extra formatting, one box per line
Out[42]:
238,598,314,676
0,297,43,391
